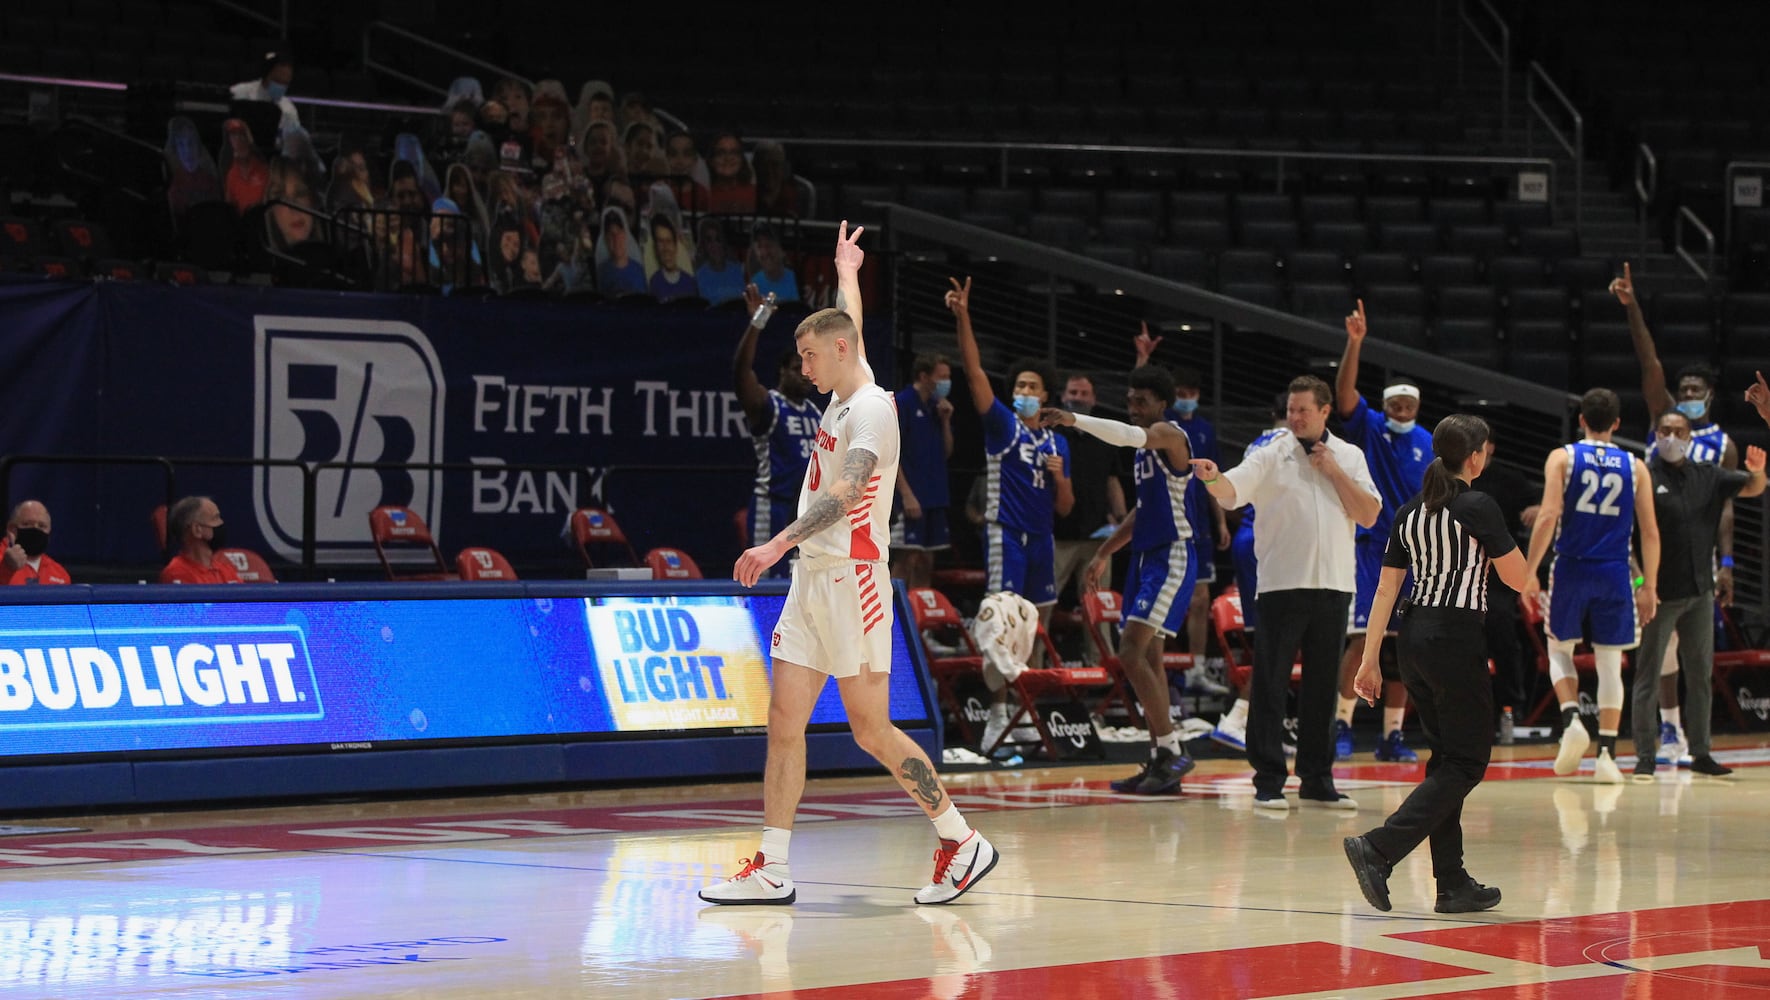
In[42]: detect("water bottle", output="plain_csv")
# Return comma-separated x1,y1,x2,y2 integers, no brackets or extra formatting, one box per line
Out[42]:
1499,705,1515,746
750,291,778,329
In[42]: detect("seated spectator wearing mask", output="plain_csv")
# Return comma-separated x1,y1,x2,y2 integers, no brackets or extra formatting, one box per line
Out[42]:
160,496,242,584
230,48,300,135
2,501,70,585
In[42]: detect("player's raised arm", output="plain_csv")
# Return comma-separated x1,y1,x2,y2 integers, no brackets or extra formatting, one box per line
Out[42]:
948,276,994,416
835,220,865,355
1335,299,1367,419
1613,263,1675,420
732,283,775,434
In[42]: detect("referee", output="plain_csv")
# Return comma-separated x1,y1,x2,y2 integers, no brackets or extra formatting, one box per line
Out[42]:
1342,415,1532,913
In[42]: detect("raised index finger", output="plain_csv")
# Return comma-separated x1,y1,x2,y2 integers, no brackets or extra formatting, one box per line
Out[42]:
838,219,848,244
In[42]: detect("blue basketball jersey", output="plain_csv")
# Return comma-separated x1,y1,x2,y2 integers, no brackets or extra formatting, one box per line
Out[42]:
1343,395,1434,537
1171,413,1219,543
1131,421,1195,552
752,390,822,500
895,386,950,508
1556,440,1638,561
982,398,1069,534
1646,420,1731,466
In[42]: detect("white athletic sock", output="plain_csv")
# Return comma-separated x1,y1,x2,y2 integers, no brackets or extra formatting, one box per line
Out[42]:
1336,696,1357,724
1559,700,1580,714
760,826,791,867
1226,698,1248,726
1155,730,1182,754
1383,706,1405,735
931,803,971,843
1661,707,1682,729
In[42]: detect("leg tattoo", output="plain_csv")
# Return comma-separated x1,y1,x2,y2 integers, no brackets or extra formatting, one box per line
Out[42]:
899,757,944,810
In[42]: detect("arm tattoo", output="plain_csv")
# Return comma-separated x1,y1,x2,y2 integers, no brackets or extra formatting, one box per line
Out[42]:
783,448,879,544
899,756,944,809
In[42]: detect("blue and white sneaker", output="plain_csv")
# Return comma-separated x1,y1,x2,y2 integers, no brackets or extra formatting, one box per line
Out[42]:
1655,722,1689,767
1374,729,1419,763
1334,718,1355,760
1210,711,1247,751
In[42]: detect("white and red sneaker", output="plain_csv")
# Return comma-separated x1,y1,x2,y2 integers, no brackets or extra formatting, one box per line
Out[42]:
914,831,1000,905
699,852,796,905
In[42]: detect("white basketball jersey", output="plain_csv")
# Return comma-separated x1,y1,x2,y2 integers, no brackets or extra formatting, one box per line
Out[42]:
796,382,899,562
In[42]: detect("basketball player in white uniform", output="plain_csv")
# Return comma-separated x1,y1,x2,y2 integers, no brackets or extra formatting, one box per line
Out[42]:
700,223,999,907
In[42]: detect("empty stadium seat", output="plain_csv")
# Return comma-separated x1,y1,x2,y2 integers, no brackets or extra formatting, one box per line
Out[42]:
644,547,703,580
368,506,451,581
456,546,518,581
570,507,640,568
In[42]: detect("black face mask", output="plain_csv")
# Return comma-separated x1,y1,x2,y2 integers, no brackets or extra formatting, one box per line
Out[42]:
205,523,229,551
1296,436,1319,454
13,527,48,558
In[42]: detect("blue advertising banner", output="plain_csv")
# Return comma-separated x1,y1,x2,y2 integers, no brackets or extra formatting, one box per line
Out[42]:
0,582,930,759
0,280,891,576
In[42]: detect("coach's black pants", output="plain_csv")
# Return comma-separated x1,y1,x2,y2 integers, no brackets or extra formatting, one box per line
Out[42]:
1249,588,1351,797
1363,607,1493,882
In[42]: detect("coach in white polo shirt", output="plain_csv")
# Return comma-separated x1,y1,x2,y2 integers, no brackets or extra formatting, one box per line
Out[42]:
1192,374,1381,811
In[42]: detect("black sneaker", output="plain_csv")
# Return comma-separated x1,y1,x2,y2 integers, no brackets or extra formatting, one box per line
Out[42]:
1343,836,1392,911
1689,754,1734,776
1110,757,1155,793
1632,756,1656,783
1435,878,1502,913
1134,747,1196,795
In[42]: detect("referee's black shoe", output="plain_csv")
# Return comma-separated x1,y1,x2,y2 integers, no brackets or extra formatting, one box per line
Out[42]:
1435,877,1502,913
1343,836,1392,912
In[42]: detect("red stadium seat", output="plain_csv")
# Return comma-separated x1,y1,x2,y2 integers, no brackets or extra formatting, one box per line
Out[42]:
644,547,702,580
1713,605,1770,729
907,586,988,746
217,547,277,583
570,507,639,568
1213,591,1302,691
368,506,451,581
149,504,168,555
456,546,519,581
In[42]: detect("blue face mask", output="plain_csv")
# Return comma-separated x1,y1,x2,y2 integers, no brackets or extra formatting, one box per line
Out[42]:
932,379,951,400
1675,396,1709,421
1171,397,1199,416
1012,395,1041,418
265,81,288,101
1386,418,1417,435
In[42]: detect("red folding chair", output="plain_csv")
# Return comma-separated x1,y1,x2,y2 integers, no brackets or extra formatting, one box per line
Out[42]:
645,547,703,580
1079,589,1148,727
217,547,277,583
907,587,988,745
570,507,639,568
457,546,519,581
1714,604,1770,729
367,506,451,581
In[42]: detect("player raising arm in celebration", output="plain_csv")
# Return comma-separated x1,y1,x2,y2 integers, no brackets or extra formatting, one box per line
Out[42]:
703,223,999,908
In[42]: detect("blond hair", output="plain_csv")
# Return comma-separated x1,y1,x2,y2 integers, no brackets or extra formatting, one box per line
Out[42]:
794,308,855,340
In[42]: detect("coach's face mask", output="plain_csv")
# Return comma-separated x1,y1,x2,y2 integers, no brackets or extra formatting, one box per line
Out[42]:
1656,433,1691,463
12,527,47,558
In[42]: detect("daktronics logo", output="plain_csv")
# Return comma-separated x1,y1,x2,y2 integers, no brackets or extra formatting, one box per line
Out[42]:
0,627,323,727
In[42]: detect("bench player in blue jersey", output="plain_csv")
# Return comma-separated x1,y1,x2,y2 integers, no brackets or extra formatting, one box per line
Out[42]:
1334,300,1434,763
1522,388,1661,785
949,276,1074,626
735,283,822,578
1612,263,1738,764
890,352,955,590
1039,365,1198,794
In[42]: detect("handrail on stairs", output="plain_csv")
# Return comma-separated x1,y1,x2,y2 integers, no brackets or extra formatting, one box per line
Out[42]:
1635,143,1657,268
1455,0,1510,135
1525,60,1585,241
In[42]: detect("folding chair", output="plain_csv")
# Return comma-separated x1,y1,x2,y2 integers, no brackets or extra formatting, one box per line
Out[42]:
570,507,639,568
645,547,703,580
1213,591,1302,691
1714,604,1770,729
907,586,988,746
217,547,277,583
457,546,519,581
367,506,451,581
1078,589,1144,726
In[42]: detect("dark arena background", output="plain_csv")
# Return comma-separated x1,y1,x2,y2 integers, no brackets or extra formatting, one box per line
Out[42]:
1,2,1768,997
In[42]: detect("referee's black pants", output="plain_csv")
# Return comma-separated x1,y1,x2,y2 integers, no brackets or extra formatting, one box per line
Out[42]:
1249,588,1351,797
1363,607,1493,882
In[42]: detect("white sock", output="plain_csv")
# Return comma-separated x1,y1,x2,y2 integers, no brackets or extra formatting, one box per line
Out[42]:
1155,730,1181,754
1559,700,1580,714
1661,707,1682,729
1337,696,1357,724
760,826,790,867
931,803,971,843
1225,698,1248,726
1383,706,1405,736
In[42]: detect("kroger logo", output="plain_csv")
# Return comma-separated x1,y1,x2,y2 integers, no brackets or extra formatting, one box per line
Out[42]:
0,626,323,730
253,317,445,564
1739,687,1770,722
1045,709,1095,749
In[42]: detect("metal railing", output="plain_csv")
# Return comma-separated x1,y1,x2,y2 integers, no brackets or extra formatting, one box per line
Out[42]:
1722,159,1770,256
1634,142,1658,268
362,21,532,101
1673,205,1717,284
749,135,1558,202
1524,61,1584,240
199,0,286,38
1456,0,1511,134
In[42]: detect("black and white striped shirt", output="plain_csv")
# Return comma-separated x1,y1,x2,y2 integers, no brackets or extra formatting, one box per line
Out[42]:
1383,483,1518,612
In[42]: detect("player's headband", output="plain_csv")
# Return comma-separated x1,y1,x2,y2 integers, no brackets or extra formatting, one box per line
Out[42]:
1383,383,1421,402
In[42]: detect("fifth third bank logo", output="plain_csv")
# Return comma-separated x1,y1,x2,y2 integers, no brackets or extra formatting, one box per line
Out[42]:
253,317,445,563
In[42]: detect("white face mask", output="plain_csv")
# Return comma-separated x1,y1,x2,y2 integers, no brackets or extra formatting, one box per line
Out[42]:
1386,418,1417,435
1656,434,1691,463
